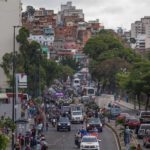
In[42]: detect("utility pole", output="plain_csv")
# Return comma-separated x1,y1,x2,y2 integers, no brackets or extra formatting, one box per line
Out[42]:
12,25,21,150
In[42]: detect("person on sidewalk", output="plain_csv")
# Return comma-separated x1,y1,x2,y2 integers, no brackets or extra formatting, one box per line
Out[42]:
124,126,131,146
14,139,21,150
25,144,31,150
136,144,142,150
46,122,49,131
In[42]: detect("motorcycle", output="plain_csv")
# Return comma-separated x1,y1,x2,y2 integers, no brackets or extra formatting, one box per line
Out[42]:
52,118,56,127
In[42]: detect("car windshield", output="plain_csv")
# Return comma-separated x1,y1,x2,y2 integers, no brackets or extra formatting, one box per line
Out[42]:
141,112,150,116
82,96,90,100
121,113,129,117
74,80,79,83
59,117,69,122
129,118,138,122
72,111,82,115
88,89,94,94
82,137,97,142
89,118,100,124
141,125,150,130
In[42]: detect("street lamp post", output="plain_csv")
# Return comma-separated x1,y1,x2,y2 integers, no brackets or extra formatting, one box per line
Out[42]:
12,25,21,150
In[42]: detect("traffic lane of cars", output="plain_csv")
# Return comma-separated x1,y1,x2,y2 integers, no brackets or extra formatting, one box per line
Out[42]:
45,123,118,150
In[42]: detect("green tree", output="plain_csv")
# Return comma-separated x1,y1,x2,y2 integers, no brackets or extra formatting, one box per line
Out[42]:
0,134,9,150
84,29,140,95
59,65,74,81
1,27,67,97
60,57,79,71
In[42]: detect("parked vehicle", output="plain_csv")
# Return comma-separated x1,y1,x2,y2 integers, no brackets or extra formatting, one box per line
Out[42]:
137,124,150,139
80,135,100,150
116,113,130,122
139,111,150,123
124,116,140,129
57,117,71,131
86,117,103,132
143,134,150,148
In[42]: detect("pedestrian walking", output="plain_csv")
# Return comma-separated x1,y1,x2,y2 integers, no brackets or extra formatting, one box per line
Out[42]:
36,141,41,150
75,130,81,147
46,122,49,131
20,136,25,148
14,139,21,150
25,145,31,150
124,126,131,146
136,144,142,150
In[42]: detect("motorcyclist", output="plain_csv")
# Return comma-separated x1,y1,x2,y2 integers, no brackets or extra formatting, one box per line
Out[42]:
75,130,81,148
80,127,87,138
52,117,56,127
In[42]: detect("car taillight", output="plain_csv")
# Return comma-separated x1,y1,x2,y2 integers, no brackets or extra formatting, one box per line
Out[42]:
148,138,150,142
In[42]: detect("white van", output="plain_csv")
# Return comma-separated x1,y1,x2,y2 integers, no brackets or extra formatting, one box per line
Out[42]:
71,110,84,124
137,124,150,138
139,111,150,123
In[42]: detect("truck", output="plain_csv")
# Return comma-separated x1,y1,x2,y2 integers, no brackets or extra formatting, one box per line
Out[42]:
70,104,84,124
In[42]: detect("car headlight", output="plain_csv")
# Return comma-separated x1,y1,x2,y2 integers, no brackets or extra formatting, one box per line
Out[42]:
87,124,90,127
68,123,70,126
58,123,61,126
100,123,102,127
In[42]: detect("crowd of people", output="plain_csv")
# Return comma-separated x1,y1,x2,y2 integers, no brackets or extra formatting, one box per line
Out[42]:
14,100,49,150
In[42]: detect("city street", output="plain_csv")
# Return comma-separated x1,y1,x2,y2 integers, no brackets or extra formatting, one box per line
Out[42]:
45,123,118,150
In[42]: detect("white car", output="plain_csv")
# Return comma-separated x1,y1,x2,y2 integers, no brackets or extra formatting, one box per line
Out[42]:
80,135,100,150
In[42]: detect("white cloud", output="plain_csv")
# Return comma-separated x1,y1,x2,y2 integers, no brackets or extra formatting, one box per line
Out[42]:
21,0,150,30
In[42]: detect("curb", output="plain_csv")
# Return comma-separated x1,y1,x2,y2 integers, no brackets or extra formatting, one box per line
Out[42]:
106,123,121,150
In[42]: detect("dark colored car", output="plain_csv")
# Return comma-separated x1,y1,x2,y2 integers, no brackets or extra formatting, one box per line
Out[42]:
143,135,150,148
86,117,103,132
125,116,140,129
57,117,71,131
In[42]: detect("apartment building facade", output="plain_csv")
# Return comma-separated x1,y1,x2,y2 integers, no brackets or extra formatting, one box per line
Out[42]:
131,16,150,52
0,0,21,90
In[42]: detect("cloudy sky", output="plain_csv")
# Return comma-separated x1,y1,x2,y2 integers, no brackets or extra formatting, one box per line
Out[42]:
22,0,150,30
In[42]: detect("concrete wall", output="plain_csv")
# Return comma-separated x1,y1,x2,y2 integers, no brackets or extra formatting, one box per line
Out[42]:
0,0,21,89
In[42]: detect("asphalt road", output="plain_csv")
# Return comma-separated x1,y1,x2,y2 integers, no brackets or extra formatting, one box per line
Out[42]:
45,123,118,150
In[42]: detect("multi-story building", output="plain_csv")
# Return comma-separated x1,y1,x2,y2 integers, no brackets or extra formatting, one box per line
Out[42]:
88,19,104,35
0,0,21,89
22,8,56,35
135,34,146,52
131,16,150,52
57,1,84,26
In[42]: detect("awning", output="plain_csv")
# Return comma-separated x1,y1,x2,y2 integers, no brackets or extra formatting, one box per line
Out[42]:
0,93,8,99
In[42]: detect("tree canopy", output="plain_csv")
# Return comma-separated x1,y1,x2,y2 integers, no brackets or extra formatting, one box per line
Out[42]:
84,29,150,109
1,27,74,97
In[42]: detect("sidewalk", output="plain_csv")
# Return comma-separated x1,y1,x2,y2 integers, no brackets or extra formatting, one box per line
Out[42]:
106,119,138,150
115,99,145,110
